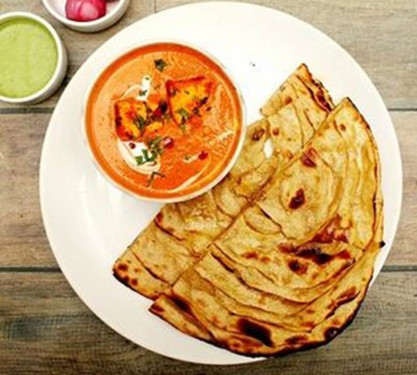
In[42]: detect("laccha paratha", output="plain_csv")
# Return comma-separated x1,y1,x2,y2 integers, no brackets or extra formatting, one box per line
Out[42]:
113,64,334,299
150,98,383,356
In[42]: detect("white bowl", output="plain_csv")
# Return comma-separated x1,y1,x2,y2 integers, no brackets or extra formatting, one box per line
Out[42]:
42,0,131,33
82,40,246,203
0,12,67,105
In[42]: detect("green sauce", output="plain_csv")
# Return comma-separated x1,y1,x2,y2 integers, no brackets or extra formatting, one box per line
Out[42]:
0,18,58,98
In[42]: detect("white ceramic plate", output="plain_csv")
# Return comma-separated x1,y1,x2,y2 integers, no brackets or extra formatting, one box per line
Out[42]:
40,2,402,365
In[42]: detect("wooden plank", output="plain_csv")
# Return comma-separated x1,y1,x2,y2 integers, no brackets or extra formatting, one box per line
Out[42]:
0,0,154,109
0,271,416,374
0,115,55,266
0,111,416,267
156,0,417,110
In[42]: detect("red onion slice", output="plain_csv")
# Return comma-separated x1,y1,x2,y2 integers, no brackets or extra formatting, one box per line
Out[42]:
65,0,107,22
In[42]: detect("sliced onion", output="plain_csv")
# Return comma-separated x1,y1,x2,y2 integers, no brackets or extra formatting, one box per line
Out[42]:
65,0,107,22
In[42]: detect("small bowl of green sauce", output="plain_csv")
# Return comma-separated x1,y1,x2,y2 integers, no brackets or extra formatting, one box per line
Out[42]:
0,12,67,104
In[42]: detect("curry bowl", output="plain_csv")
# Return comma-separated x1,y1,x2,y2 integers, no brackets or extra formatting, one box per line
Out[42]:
83,41,246,203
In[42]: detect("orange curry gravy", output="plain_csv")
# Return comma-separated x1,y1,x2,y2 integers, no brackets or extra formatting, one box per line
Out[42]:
85,43,243,199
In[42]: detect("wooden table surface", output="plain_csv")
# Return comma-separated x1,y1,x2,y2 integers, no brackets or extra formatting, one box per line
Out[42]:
1,1,416,374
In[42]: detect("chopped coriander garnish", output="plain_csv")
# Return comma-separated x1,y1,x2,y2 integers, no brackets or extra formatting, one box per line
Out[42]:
147,171,166,187
133,114,147,133
139,89,148,96
147,135,164,155
176,108,190,124
135,149,157,165
154,59,168,72
135,155,144,165
179,123,187,132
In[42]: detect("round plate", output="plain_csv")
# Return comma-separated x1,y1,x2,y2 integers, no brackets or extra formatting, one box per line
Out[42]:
40,2,402,365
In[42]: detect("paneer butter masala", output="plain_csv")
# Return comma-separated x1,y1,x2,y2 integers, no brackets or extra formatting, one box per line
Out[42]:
85,43,243,199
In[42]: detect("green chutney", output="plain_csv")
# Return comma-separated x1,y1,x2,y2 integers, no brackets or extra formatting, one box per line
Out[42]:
0,18,58,98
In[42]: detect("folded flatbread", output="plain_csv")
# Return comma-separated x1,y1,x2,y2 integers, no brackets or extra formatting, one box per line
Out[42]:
113,64,334,299
150,98,383,356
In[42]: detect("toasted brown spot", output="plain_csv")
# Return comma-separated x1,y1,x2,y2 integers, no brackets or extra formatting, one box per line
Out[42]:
272,127,280,136
288,259,308,275
326,288,358,318
336,249,352,260
339,286,357,301
130,278,138,286
237,318,273,347
340,123,346,131
258,295,267,305
324,327,339,341
117,263,128,271
243,251,258,260
252,128,265,141
334,231,348,243
196,297,207,309
301,148,317,167
122,276,129,283
150,304,164,314
134,268,140,273
289,189,305,209
212,315,220,325
297,247,332,265
279,243,295,253
285,335,308,345
284,96,293,105
315,89,332,112
261,256,271,264
302,321,315,329
306,308,315,314
171,294,192,314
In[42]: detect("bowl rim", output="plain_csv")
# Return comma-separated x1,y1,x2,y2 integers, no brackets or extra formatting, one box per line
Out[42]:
0,11,66,104
82,38,247,203
42,0,130,28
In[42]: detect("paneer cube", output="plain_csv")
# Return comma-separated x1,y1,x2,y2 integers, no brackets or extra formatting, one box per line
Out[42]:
166,77,213,126
114,98,148,141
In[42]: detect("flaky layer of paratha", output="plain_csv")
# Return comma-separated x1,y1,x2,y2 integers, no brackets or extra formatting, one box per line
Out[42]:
113,64,334,299
150,99,383,356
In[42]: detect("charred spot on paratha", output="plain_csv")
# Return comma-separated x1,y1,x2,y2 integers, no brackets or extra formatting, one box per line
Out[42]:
284,96,293,105
251,128,265,141
288,259,308,275
285,335,308,346
117,263,128,271
170,293,193,315
301,148,318,167
243,251,258,260
297,247,332,265
237,318,273,347
289,188,305,209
